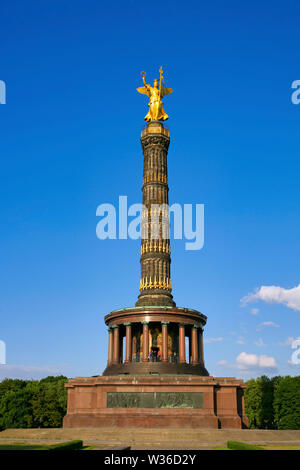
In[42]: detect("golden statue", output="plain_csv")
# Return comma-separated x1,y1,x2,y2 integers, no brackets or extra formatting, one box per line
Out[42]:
137,66,173,121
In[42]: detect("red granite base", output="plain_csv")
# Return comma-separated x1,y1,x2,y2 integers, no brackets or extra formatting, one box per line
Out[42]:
63,375,248,429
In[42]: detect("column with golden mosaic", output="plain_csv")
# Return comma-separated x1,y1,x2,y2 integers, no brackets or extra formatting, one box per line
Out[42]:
136,121,175,307
101,68,209,376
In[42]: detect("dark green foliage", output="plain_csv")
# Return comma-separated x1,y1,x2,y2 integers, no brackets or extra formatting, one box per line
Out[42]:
0,378,29,397
0,389,35,429
0,440,83,450
0,376,68,430
0,444,47,450
244,375,300,430
273,376,300,430
30,376,68,428
227,441,264,450
244,375,277,429
46,440,83,450
244,378,263,429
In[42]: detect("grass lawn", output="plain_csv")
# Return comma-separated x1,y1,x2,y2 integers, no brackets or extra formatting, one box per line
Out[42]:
263,446,300,450
0,440,86,450
0,444,48,450
212,442,300,450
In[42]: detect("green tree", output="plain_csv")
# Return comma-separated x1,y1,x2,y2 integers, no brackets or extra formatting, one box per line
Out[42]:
30,376,67,428
0,378,28,398
274,376,300,430
260,375,276,429
0,376,68,430
244,378,264,428
0,389,34,429
244,376,278,429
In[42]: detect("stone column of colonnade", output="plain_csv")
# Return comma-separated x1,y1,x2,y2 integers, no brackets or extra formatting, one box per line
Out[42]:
112,325,119,365
124,323,132,363
107,322,203,366
178,324,186,364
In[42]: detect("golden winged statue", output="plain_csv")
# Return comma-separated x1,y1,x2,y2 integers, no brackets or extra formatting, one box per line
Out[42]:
137,66,173,121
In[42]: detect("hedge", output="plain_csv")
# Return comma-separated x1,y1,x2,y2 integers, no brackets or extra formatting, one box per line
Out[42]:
227,441,265,450
46,440,83,451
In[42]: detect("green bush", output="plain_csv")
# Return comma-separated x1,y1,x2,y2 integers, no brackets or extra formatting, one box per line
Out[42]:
0,441,84,451
46,440,83,451
227,441,264,450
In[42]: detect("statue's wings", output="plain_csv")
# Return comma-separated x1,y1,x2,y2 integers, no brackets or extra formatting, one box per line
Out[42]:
137,86,151,97
160,86,173,98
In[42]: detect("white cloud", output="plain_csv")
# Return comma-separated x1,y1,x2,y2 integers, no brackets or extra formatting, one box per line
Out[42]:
204,337,223,344
256,321,280,331
236,352,277,370
254,338,266,347
0,364,67,380
258,355,277,368
279,336,300,347
241,284,300,312
251,308,259,315
236,337,245,345
216,360,227,366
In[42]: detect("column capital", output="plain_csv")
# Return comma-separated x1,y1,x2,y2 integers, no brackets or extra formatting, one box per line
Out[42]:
161,321,170,325
111,324,119,329
192,324,200,329
124,322,132,327
179,323,186,328
141,321,149,325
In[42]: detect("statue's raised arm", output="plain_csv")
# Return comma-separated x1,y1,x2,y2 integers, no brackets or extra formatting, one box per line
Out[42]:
137,67,173,122
136,71,151,97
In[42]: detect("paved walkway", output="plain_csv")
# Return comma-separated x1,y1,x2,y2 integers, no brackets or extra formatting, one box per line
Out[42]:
1,428,300,450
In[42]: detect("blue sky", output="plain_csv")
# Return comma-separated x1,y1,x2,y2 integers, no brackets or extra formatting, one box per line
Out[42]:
0,0,300,381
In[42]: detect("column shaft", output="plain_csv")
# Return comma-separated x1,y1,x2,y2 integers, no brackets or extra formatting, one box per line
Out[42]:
108,328,114,365
112,326,120,364
162,322,169,362
142,323,149,362
199,328,204,365
125,324,132,363
179,324,186,364
191,326,199,364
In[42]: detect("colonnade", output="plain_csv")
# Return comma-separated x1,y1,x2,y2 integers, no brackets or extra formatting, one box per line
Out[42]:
107,322,204,366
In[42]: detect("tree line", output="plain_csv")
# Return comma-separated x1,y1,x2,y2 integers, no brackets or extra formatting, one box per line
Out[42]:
0,374,299,429
244,375,300,429
0,376,67,430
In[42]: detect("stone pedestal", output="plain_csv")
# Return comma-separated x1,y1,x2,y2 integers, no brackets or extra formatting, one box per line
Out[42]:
63,375,248,429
